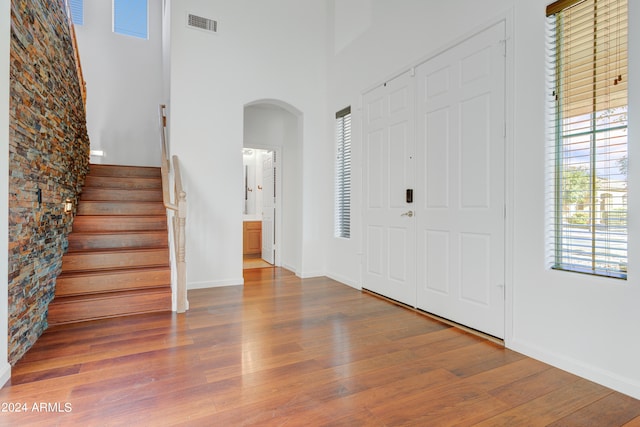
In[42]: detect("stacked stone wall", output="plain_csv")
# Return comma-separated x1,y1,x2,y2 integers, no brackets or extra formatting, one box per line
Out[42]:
8,0,90,363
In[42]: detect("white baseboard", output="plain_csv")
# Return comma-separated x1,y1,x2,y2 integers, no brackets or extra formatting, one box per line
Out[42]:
297,270,325,279
509,338,640,400
281,263,298,275
0,362,10,388
187,278,244,290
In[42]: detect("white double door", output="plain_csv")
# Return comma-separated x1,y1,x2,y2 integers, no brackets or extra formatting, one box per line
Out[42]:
362,22,506,338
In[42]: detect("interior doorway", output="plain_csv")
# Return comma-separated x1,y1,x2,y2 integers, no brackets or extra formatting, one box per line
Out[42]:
242,99,303,276
242,147,281,270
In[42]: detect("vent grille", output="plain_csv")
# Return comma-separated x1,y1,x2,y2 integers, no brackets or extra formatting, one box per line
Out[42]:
187,13,217,33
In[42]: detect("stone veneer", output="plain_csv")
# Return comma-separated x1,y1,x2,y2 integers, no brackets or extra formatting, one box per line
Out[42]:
8,0,90,364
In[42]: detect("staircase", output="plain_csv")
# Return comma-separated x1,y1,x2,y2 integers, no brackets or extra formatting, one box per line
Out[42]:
47,164,172,326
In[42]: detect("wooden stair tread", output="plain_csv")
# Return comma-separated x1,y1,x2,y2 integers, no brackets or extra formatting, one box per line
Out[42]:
51,287,171,303
84,175,162,189
72,215,167,232
80,188,163,202
58,265,170,278
77,200,166,216
53,163,173,325
64,246,170,255
67,230,169,251
47,288,172,326
89,164,161,178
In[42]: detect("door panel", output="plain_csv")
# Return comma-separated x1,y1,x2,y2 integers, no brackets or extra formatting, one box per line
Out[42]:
416,21,506,338
261,151,275,264
362,71,416,306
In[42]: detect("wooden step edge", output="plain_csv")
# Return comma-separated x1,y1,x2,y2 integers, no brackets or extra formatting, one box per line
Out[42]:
55,284,172,298
72,214,168,224
51,286,172,302
47,308,173,326
64,245,170,255
60,264,171,276
88,166,161,178
58,261,171,277
67,230,171,237
77,201,166,206
57,265,171,279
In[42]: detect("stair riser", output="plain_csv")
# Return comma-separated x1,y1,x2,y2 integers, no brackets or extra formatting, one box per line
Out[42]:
77,201,165,216
84,176,162,190
72,216,167,232
89,165,161,178
47,291,172,325
67,233,169,251
50,164,174,326
56,268,171,296
80,188,163,202
62,249,169,272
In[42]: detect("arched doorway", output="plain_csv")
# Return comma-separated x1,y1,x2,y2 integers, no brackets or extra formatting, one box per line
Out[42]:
242,100,302,274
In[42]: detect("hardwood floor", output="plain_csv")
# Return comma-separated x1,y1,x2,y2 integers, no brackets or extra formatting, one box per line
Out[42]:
1,268,639,426
243,254,274,270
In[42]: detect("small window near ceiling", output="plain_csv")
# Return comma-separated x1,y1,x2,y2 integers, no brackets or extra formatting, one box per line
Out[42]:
335,106,352,239
69,0,83,25
546,0,628,279
113,0,148,39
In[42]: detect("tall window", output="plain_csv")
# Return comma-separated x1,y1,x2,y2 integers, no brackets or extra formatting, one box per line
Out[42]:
69,0,83,25
546,0,628,278
335,106,352,239
113,0,148,39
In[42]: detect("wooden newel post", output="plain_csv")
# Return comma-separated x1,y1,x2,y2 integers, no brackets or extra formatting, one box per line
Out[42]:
176,190,187,313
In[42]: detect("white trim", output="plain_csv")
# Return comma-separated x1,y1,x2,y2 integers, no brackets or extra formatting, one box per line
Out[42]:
297,270,325,279
502,9,516,348
281,262,298,275
188,278,244,289
0,363,10,388
510,338,640,399
1,0,11,382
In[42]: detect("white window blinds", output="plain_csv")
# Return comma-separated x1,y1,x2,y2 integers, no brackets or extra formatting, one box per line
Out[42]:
69,0,83,25
335,106,352,239
546,0,628,278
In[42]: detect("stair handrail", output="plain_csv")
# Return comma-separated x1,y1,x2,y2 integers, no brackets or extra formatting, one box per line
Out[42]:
64,0,87,108
159,104,188,313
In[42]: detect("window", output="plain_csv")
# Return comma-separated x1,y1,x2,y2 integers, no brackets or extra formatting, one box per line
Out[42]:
546,0,628,278
113,0,148,39
69,0,83,25
335,106,352,239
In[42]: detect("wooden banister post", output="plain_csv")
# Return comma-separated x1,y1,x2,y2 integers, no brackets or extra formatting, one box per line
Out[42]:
176,190,187,313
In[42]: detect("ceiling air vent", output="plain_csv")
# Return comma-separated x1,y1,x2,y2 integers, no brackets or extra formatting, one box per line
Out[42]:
187,13,218,33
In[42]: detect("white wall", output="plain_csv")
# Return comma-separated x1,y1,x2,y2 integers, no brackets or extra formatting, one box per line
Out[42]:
509,0,640,400
325,0,640,398
167,0,328,288
74,0,164,167
0,0,11,386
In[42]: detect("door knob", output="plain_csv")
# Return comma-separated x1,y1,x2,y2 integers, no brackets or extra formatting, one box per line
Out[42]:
401,210,414,217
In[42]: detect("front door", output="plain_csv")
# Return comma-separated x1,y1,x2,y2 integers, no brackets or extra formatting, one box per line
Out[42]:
362,71,416,306
415,21,506,338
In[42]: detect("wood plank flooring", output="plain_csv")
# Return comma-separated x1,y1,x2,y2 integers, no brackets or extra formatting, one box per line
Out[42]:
243,254,274,270
1,268,639,426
